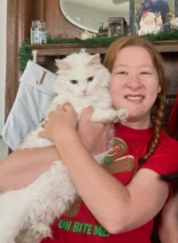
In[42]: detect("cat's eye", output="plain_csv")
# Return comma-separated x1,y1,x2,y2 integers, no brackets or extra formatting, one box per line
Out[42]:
70,80,78,84
87,76,94,82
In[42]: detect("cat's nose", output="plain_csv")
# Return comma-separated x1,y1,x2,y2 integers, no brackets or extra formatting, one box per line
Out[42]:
82,89,87,94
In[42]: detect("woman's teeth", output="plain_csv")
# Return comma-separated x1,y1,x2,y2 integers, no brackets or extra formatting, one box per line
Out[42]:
126,96,143,100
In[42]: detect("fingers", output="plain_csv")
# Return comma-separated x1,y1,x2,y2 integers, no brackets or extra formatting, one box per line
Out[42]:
38,130,46,138
46,111,55,120
45,104,75,120
105,123,113,133
63,103,75,112
80,106,94,121
52,104,69,113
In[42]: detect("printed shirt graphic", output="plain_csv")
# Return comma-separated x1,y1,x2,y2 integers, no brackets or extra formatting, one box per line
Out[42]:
40,124,178,243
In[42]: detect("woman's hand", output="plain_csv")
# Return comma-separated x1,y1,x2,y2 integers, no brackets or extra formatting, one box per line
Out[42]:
78,106,113,155
39,103,78,143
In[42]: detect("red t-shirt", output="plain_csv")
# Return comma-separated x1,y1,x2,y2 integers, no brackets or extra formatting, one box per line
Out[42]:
40,124,178,243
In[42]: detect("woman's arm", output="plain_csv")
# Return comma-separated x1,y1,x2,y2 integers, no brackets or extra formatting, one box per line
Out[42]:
39,104,169,234
0,107,111,191
159,192,178,243
52,128,168,234
0,146,59,191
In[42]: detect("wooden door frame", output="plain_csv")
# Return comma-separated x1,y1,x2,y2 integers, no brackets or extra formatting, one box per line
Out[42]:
5,0,82,120
5,0,45,119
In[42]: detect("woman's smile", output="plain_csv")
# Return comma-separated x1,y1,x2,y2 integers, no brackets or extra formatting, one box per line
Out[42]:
124,95,144,102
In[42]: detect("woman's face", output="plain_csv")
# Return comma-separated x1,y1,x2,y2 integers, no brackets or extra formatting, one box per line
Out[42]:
109,46,161,128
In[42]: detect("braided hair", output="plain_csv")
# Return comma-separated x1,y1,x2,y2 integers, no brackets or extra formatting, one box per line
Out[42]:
104,36,166,169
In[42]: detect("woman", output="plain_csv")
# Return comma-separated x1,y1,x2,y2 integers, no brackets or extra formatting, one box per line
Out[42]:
0,36,178,242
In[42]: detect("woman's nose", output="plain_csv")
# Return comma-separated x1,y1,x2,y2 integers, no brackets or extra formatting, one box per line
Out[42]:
126,75,142,90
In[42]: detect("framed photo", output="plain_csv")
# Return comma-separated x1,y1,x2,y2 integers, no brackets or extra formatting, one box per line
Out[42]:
108,17,129,37
130,0,177,35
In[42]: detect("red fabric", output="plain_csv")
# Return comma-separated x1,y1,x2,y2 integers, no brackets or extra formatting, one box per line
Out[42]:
115,124,178,176
169,93,178,135
40,124,178,243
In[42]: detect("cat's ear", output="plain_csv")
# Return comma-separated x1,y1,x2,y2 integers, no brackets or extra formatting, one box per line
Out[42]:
87,53,100,66
55,59,72,70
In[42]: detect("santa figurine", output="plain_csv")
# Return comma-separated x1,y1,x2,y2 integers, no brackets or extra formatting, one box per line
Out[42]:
138,11,157,36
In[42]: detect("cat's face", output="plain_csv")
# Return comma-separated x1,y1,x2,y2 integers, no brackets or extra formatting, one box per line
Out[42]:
59,65,101,97
52,53,111,96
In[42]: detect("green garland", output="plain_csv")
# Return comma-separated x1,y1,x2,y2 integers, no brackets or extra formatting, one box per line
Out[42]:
18,29,178,71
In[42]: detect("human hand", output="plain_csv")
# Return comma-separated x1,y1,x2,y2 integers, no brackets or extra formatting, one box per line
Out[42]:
78,107,113,155
39,103,78,143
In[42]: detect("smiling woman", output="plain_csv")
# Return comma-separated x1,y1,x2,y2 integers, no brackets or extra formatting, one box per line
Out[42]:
59,0,130,33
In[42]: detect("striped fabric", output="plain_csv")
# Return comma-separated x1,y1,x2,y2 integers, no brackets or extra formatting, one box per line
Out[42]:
20,60,56,97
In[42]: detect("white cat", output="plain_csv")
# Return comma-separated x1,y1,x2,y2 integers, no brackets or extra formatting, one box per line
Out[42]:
0,52,128,243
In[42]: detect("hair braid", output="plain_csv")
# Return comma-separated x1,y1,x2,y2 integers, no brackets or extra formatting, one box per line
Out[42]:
141,94,165,163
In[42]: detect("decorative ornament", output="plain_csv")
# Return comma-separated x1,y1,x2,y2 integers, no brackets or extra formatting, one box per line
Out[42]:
80,30,96,40
138,11,158,36
171,17,178,29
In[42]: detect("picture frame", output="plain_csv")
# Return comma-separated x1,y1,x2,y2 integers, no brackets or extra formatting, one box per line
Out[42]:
129,0,177,35
108,17,129,37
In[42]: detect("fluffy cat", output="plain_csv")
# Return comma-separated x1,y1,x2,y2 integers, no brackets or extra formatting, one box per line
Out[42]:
0,52,128,243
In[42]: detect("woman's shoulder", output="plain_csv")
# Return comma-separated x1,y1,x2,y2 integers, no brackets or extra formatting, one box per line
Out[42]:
154,130,178,160
158,130,178,151
141,130,178,175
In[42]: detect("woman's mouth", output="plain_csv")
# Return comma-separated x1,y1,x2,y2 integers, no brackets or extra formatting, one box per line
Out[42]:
125,95,144,101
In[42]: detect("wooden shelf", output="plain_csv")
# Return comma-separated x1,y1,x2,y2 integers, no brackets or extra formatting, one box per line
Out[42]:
153,40,178,53
27,41,178,59
27,44,108,57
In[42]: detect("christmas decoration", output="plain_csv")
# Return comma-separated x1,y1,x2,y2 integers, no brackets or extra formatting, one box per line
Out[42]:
19,30,178,72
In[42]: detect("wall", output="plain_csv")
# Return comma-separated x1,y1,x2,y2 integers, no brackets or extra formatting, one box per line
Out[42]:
0,0,7,134
62,2,129,32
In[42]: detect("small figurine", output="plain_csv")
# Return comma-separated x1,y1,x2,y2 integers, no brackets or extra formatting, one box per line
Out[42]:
138,11,157,35
171,17,178,29
155,12,163,31
80,30,96,40
98,22,108,37
99,22,104,31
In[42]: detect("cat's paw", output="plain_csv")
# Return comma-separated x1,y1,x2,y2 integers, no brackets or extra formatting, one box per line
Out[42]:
15,223,52,243
116,109,128,123
31,223,52,240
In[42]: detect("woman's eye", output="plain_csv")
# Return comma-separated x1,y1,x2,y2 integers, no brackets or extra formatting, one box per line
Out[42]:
117,71,127,75
87,76,94,82
70,80,78,84
140,72,150,75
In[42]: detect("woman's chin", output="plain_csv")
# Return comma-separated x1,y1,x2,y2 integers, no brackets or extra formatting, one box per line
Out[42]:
125,114,151,129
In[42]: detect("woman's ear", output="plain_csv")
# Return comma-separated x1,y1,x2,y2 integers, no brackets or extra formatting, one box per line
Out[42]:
158,85,161,93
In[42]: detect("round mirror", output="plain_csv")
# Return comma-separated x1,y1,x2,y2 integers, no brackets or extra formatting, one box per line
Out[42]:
60,0,130,33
